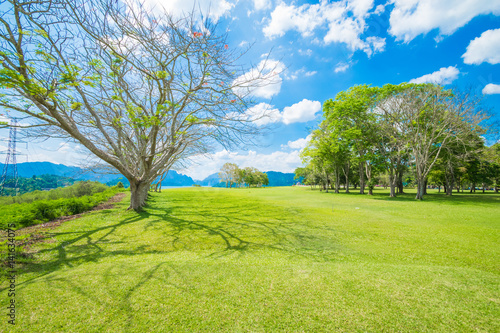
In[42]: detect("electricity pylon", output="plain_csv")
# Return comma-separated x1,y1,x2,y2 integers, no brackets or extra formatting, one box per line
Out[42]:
0,118,23,195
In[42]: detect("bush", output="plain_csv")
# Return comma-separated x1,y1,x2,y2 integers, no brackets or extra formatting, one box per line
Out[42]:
0,188,120,230
116,181,124,188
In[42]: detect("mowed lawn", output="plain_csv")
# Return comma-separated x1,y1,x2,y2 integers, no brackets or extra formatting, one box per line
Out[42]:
1,187,499,332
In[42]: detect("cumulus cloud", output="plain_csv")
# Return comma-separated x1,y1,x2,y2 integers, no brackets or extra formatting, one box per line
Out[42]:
482,83,500,95
282,134,313,150
282,99,322,125
182,149,302,180
262,0,385,56
232,59,285,99
241,103,282,126
240,100,321,127
252,0,271,11
389,0,500,43
409,66,460,85
462,28,500,65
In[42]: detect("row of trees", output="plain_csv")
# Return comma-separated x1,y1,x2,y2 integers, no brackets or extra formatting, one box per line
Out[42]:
219,163,269,188
297,83,497,199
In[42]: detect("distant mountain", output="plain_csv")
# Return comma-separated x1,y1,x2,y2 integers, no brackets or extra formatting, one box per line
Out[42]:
1,162,197,187
4,162,83,179
265,171,300,186
195,173,221,186
162,170,195,186
1,162,300,187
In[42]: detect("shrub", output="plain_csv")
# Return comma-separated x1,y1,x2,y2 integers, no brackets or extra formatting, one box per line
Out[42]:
0,188,120,230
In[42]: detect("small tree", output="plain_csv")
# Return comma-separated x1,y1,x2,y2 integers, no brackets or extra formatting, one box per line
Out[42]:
218,162,239,188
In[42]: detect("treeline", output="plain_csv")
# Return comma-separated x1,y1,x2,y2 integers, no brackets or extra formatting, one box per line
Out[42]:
297,83,499,199
0,174,75,196
218,163,269,188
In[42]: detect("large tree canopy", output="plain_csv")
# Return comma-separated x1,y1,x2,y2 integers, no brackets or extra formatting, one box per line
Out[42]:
0,0,278,209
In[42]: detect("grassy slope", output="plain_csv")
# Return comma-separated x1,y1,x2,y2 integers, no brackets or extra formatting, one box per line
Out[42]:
1,187,499,332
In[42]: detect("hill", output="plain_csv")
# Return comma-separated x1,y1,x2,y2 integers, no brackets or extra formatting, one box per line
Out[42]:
1,162,299,187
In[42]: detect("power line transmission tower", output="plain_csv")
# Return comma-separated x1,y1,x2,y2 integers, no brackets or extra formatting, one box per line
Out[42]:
0,118,24,196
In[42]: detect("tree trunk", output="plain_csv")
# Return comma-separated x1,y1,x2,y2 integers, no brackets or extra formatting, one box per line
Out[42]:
423,178,428,195
415,179,425,200
396,169,404,194
389,171,397,198
359,162,365,195
323,168,329,193
129,180,151,211
446,174,454,196
365,163,373,195
345,173,350,194
334,169,340,194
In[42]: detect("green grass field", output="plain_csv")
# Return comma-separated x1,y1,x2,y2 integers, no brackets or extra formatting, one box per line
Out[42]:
1,187,499,332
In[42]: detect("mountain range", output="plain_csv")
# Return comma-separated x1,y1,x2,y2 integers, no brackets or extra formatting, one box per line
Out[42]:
1,162,299,187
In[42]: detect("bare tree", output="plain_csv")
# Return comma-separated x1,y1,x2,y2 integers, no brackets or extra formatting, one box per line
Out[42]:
218,162,238,188
0,0,279,209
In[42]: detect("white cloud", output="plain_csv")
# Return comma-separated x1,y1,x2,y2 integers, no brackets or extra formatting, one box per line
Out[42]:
282,99,321,125
145,0,235,21
462,28,500,65
242,103,282,126
282,134,313,150
285,68,317,80
239,40,249,48
252,0,271,11
240,100,322,127
19,142,88,167
374,4,385,15
263,2,325,39
334,62,350,73
482,83,500,95
232,59,285,99
298,49,313,56
389,0,500,43
409,66,459,85
262,0,384,56
182,149,302,180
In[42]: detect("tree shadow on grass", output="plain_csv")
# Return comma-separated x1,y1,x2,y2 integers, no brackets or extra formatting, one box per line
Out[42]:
2,194,344,290
0,192,349,331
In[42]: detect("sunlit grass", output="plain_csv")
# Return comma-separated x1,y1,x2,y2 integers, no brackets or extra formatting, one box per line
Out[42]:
1,187,499,332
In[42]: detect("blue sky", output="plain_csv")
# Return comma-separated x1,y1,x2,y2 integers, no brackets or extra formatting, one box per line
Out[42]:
1,0,500,180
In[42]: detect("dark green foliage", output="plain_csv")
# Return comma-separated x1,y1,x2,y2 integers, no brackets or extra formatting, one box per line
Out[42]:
0,185,120,230
0,180,108,205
